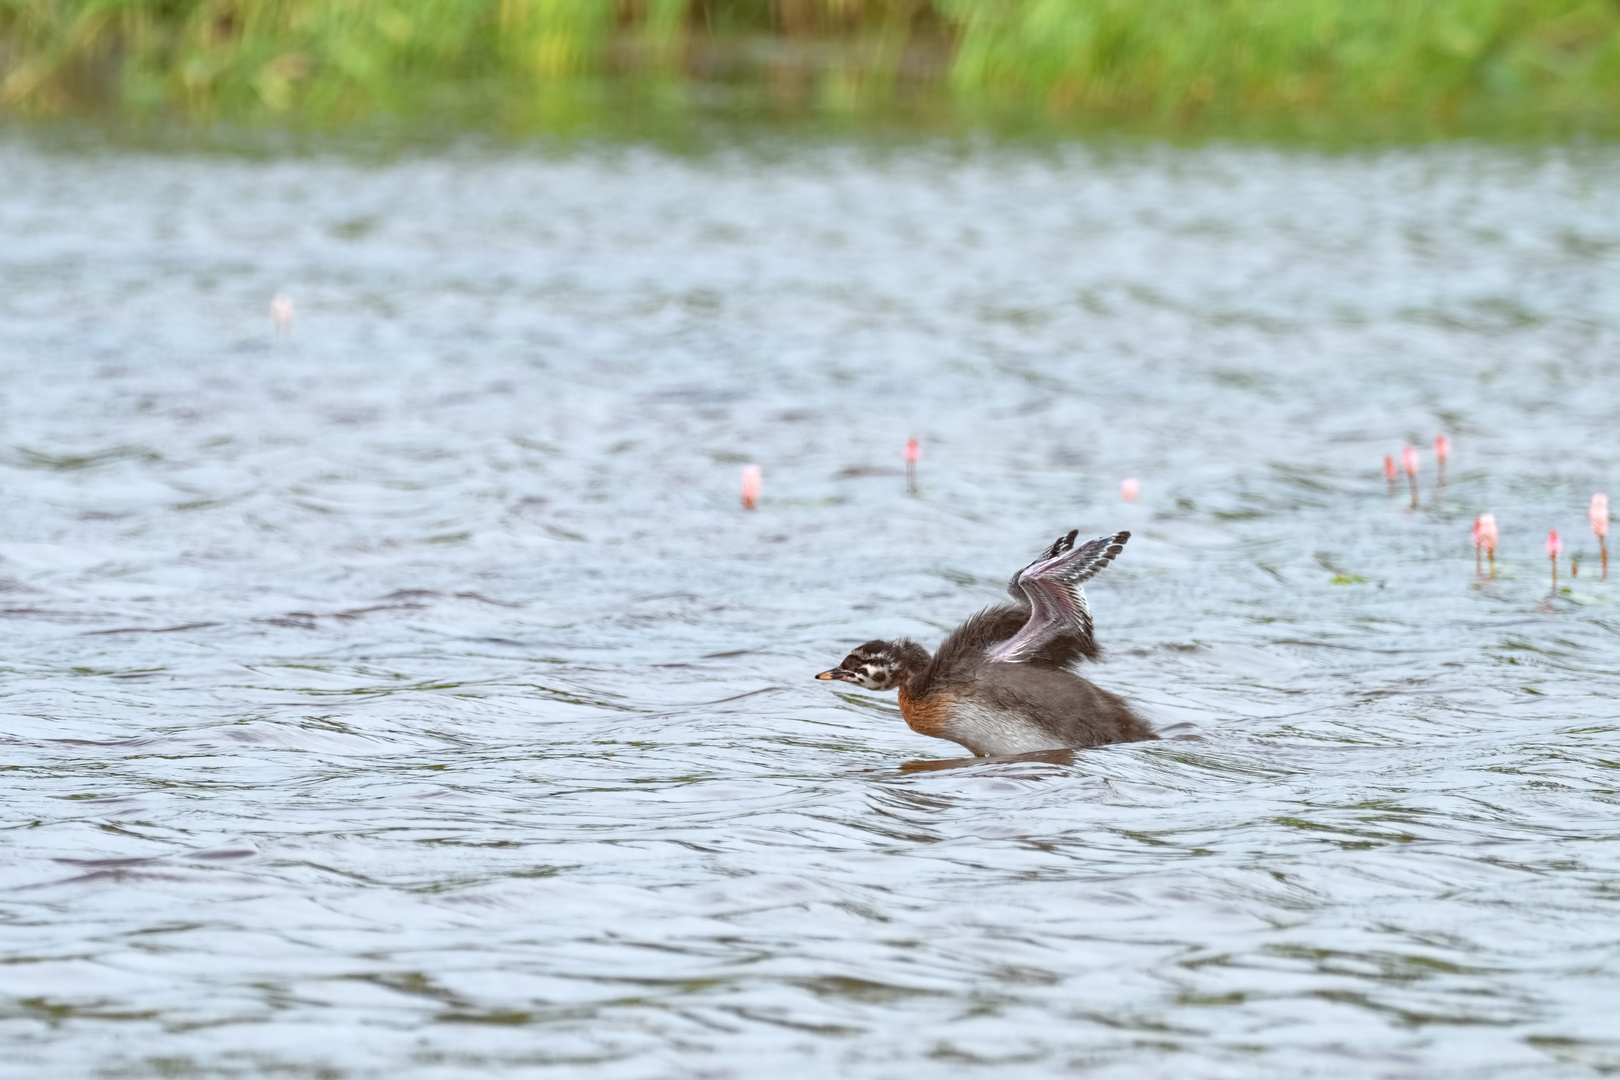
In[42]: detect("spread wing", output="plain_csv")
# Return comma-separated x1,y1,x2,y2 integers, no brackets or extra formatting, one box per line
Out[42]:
985,530,1130,664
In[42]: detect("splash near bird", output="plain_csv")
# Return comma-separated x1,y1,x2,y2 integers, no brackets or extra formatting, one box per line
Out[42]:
741,465,761,510
271,293,295,336
1547,529,1562,591
1593,493,1609,579
1401,445,1420,509
816,530,1154,757
905,437,919,497
1435,434,1451,485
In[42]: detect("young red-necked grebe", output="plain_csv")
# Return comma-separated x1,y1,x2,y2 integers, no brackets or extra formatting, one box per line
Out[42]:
816,530,1155,756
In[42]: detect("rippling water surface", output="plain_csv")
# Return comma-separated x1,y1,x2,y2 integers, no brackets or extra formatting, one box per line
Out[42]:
1,133,1618,1078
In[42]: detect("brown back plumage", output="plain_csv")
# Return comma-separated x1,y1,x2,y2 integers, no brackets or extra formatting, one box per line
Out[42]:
910,602,1089,697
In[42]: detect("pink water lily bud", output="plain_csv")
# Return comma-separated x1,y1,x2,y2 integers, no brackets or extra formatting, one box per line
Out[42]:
1383,455,1396,482
1120,478,1139,502
1401,445,1419,476
741,465,761,510
1546,529,1562,558
1477,513,1498,552
1434,434,1450,463
1593,494,1610,579
271,293,295,335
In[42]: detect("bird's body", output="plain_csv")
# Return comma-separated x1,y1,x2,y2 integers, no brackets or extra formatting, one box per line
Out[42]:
818,530,1154,756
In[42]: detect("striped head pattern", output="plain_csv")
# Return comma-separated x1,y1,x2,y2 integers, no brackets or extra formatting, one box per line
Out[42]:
816,640,914,691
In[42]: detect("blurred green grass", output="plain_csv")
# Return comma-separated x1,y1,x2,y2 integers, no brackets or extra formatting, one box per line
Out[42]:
2,0,1617,139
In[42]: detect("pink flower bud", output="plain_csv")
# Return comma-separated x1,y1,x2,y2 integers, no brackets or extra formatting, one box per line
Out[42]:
1434,434,1450,462
741,465,761,510
1477,513,1498,551
1547,529,1562,558
905,437,919,463
271,293,295,334
1120,478,1139,502
1383,455,1396,481
1592,494,1609,540
1401,445,1419,477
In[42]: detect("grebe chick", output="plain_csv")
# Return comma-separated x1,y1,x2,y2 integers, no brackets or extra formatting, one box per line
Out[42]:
817,530,1154,757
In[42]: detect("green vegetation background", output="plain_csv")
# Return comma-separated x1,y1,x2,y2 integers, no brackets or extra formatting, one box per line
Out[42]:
3,0,1618,139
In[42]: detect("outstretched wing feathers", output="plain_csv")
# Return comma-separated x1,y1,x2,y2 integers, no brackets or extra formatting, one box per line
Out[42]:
1006,528,1078,599
985,530,1130,665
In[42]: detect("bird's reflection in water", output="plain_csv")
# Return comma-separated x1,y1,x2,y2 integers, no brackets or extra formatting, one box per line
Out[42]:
898,729,1201,773
900,748,1075,773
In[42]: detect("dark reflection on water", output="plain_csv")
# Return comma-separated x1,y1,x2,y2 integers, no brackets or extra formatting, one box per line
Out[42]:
0,134,1618,1078
899,749,1077,773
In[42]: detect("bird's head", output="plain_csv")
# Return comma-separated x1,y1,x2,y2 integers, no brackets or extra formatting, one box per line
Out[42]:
816,639,921,691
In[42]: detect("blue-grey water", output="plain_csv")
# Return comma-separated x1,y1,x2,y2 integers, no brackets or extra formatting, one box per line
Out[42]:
1,133,1618,1078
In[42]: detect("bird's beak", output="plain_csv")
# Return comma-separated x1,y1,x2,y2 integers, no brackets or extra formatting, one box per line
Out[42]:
816,668,851,681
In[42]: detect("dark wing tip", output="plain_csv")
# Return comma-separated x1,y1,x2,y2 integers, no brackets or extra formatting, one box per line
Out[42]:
1038,529,1079,561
